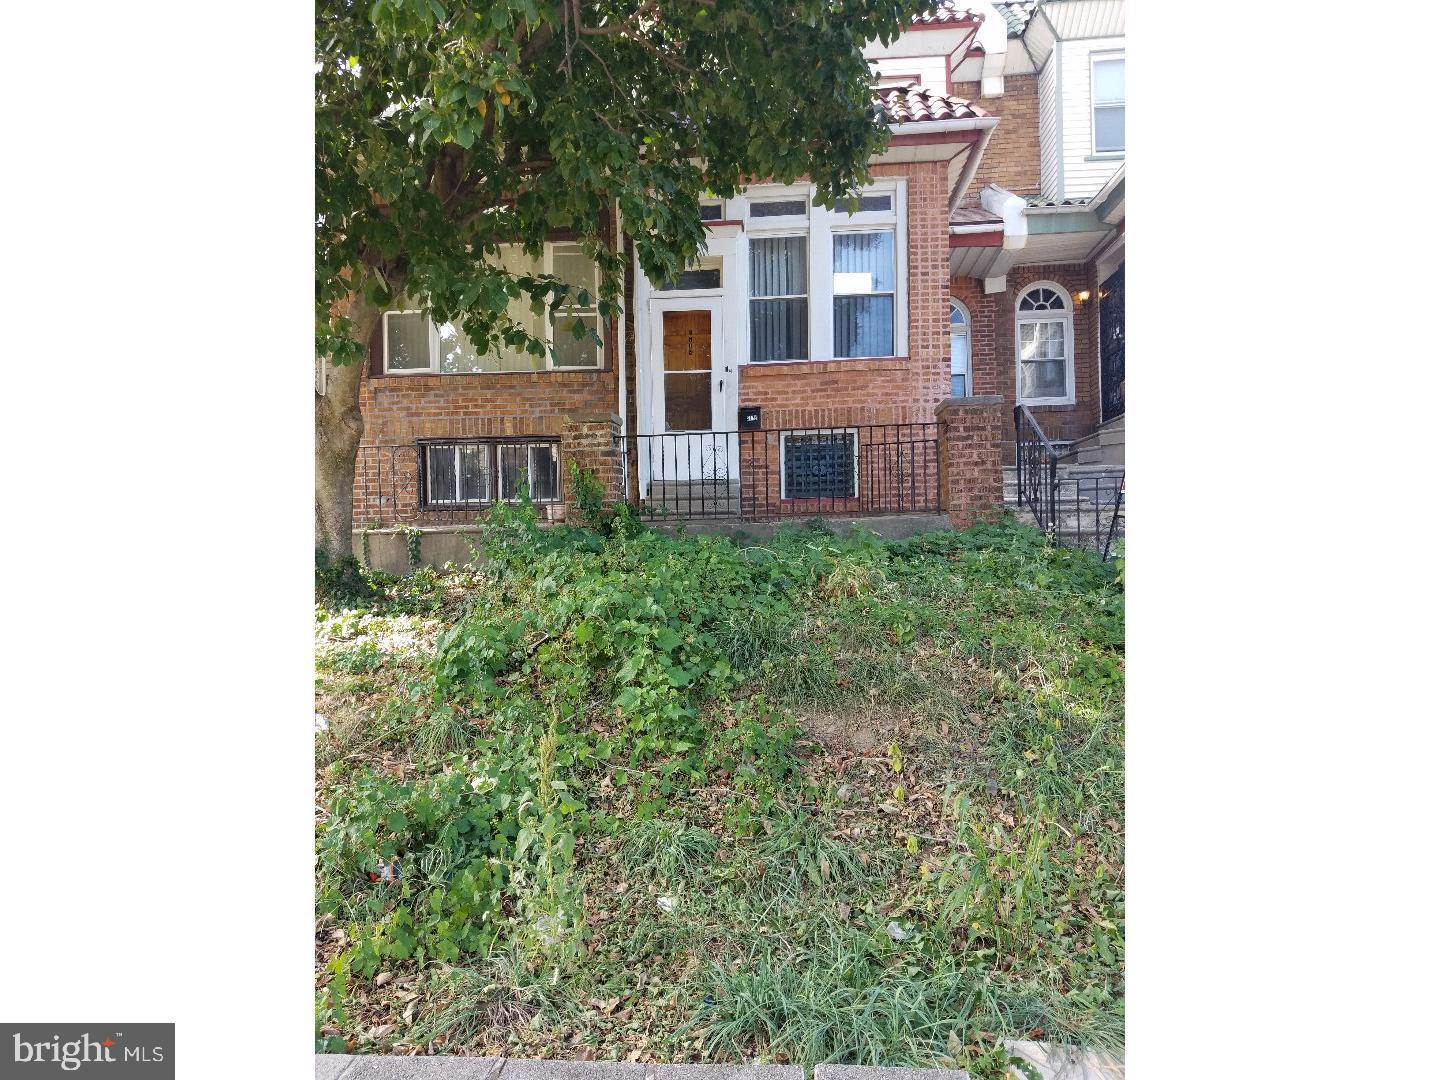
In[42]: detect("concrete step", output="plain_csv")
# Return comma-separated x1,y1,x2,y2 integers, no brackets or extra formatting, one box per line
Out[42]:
1002,464,1124,479
1058,414,1125,467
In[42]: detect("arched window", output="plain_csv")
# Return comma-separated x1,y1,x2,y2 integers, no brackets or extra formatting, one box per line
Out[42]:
949,299,971,397
1016,282,1074,405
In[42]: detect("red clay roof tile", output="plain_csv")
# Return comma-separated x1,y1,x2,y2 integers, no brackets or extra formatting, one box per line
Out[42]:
876,85,989,125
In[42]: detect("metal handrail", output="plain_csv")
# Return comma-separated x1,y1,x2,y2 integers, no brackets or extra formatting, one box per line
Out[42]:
1014,404,1058,534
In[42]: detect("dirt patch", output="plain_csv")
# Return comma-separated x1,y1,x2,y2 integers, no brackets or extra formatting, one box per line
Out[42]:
796,704,914,755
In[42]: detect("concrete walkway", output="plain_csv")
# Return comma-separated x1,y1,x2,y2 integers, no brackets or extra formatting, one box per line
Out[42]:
316,1043,1122,1080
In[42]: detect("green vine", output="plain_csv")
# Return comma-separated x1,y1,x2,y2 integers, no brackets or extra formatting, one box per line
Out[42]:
400,525,423,570
360,522,380,570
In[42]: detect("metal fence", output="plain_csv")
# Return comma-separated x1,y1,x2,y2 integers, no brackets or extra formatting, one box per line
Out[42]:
626,424,940,521
356,423,941,528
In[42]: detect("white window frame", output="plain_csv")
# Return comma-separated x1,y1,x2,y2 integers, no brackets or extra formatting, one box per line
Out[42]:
738,179,908,365
422,441,495,506
381,309,434,374
1015,281,1075,407
949,298,971,397
379,243,604,375
546,241,605,371
1090,51,1125,156
778,428,860,500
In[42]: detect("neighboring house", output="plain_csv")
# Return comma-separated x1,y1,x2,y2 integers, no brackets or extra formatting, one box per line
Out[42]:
352,0,1125,539
944,0,1126,456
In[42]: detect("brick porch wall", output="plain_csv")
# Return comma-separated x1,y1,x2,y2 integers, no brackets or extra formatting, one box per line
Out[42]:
936,395,1006,527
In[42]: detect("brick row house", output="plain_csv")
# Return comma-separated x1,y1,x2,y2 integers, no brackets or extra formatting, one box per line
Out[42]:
349,0,1125,542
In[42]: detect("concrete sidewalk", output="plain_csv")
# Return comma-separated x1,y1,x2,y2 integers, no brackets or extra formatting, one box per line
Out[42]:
316,1042,1121,1080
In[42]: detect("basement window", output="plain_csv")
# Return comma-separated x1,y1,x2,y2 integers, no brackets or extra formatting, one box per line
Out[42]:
421,439,560,507
781,430,858,500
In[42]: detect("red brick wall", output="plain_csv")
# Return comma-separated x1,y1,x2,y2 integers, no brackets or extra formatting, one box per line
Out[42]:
354,156,1001,521
951,75,1041,196
936,395,1006,527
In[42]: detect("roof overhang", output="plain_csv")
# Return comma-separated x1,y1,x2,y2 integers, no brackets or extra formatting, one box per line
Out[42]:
951,170,1124,287
872,115,1000,210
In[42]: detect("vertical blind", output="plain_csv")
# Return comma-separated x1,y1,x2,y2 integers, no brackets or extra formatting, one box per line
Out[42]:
749,236,808,362
832,231,895,358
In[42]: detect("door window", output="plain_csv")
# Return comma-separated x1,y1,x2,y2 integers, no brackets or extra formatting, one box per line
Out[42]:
662,310,714,431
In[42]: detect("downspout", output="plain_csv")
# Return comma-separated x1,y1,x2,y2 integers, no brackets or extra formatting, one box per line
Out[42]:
949,120,998,216
615,201,626,438
973,2,1009,96
614,202,629,498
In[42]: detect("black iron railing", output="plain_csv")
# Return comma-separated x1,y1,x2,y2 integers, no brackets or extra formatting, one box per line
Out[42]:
625,424,939,521
1053,471,1125,560
1015,404,1059,532
1013,405,1124,561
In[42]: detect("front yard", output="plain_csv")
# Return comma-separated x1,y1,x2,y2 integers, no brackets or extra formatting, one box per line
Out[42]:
315,507,1124,1078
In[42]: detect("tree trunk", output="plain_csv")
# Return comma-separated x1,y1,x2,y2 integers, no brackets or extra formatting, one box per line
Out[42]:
315,298,379,565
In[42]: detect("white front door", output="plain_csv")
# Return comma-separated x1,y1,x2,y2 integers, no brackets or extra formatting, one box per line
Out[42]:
643,297,738,485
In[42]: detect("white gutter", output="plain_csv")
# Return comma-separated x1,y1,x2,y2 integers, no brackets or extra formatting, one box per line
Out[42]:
949,222,1003,234
980,183,1028,249
1092,163,1125,206
947,120,998,214
886,115,999,136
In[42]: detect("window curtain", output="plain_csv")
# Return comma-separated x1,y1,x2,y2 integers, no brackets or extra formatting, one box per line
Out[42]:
750,236,808,362
385,312,431,370
832,232,894,358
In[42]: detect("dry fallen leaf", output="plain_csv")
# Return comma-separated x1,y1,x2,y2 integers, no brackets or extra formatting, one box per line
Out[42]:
375,972,394,987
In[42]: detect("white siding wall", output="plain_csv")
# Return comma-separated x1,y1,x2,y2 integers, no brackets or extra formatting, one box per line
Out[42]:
1057,36,1124,200
870,54,949,95
1038,53,1059,198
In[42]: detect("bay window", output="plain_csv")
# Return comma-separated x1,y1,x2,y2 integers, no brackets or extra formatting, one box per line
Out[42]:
381,242,602,374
